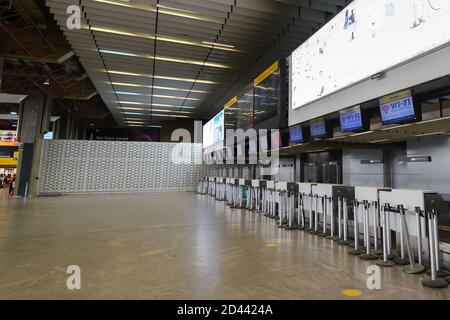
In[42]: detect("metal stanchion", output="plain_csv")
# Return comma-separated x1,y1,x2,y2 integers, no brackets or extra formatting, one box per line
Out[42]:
372,202,383,255
399,206,426,274
377,205,396,267
319,196,328,237
326,197,335,240
426,209,450,278
298,193,306,230
360,202,379,260
338,198,350,245
393,205,410,265
349,201,365,255
311,195,320,234
305,193,313,232
422,210,448,288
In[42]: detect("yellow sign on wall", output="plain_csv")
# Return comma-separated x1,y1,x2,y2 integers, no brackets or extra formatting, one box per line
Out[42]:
0,151,19,167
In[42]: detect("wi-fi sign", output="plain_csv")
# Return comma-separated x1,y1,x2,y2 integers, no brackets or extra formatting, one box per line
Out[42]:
381,104,390,113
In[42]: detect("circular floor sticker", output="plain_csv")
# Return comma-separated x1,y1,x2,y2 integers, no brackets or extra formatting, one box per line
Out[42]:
341,289,363,297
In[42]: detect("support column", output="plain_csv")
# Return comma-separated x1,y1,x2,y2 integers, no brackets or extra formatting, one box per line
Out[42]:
15,92,52,196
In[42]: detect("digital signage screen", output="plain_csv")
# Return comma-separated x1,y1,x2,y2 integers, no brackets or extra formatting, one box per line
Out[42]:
379,90,416,125
43,131,54,140
339,105,363,132
289,126,304,144
291,0,450,110
310,119,327,139
0,130,19,146
203,110,224,149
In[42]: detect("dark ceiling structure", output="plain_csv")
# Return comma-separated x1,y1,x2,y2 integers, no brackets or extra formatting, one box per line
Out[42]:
43,0,347,128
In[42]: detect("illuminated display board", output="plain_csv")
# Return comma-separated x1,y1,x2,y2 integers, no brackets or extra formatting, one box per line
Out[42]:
379,90,416,125
292,0,450,109
310,119,327,139
339,105,363,132
203,110,224,149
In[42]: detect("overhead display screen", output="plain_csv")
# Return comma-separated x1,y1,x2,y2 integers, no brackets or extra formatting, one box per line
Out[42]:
292,0,450,110
340,105,363,132
289,127,304,144
203,110,224,149
379,90,416,125
310,119,327,139
237,88,254,130
0,130,19,146
254,71,279,125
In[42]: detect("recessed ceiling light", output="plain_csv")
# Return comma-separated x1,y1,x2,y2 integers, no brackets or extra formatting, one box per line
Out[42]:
115,91,200,101
10,111,18,115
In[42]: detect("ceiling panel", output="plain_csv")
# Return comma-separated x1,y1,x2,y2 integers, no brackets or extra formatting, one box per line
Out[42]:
46,0,344,126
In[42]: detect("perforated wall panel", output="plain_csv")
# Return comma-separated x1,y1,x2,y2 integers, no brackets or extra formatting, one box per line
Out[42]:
38,140,206,194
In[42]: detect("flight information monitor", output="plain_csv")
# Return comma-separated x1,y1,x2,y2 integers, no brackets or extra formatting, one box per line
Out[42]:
379,90,416,125
289,126,304,144
339,105,363,132
310,119,327,139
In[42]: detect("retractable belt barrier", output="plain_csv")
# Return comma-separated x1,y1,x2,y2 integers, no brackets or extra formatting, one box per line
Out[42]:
200,178,450,289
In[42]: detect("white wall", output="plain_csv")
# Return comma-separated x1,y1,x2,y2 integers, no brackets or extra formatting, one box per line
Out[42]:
38,140,205,194
342,149,384,187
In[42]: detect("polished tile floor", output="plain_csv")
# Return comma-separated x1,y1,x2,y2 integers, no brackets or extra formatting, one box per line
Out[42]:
0,189,448,299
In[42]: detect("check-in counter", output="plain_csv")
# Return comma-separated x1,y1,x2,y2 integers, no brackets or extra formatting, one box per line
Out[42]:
311,183,340,236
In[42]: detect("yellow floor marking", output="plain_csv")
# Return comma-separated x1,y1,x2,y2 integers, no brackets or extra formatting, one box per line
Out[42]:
265,243,280,248
341,289,363,297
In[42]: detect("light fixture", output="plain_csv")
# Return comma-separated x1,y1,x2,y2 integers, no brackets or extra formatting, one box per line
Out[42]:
99,49,232,69
115,91,200,101
350,130,374,137
380,123,414,131
370,139,391,143
116,104,196,110
103,70,217,84
201,41,235,49
9,111,18,115
94,0,223,23
87,26,238,52
414,132,446,137
110,82,207,93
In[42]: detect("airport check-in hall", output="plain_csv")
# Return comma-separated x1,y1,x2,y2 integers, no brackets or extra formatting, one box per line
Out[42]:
0,0,450,302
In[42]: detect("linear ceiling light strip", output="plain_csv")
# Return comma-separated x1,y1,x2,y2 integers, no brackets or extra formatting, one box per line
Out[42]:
176,0,236,117
79,0,126,124
148,0,160,127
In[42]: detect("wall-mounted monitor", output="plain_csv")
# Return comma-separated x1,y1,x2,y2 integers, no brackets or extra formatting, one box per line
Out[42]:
202,110,224,149
339,105,363,132
289,126,304,144
310,118,328,139
271,131,281,150
43,131,54,140
291,0,450,110
379,89,417,125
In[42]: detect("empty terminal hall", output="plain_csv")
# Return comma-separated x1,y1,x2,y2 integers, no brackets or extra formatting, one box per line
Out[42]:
1,0,450,304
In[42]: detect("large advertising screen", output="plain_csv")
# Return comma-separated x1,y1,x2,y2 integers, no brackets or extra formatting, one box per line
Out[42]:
0,130,19,146
292,0,450,110
203,110,224,149
340,105,363,132
379,90,416,125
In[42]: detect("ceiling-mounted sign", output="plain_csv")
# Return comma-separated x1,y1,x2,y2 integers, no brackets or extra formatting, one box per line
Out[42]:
360,159,384,164
407,156,432,162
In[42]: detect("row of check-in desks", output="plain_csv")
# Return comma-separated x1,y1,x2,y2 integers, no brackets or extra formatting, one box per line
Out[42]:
199,177,450,288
